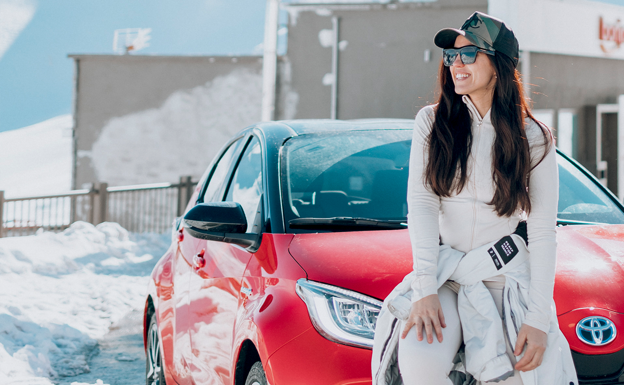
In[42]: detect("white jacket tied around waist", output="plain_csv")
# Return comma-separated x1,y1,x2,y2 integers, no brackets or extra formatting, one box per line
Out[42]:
371,235,578,385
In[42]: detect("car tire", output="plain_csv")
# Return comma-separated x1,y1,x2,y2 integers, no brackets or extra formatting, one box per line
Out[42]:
245,361,267,385
146,313,166,385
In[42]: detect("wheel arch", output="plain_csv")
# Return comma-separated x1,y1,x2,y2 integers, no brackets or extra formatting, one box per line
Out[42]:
234,339,262,385
144,295,155,351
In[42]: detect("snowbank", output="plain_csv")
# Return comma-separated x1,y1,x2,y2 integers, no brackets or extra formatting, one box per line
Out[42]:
0,115,73,198
0,222,169,384
90,67,263,186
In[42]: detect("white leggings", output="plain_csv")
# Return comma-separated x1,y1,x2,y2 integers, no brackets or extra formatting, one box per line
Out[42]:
398,280,524,385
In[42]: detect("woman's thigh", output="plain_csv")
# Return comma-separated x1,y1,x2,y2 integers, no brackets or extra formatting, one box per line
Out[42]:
398,285,462,385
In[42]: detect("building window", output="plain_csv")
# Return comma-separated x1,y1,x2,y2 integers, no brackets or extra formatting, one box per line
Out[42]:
533,109,555,130
557,109,577,158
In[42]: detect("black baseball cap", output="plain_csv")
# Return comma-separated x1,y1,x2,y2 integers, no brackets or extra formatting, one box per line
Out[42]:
434,11,520,67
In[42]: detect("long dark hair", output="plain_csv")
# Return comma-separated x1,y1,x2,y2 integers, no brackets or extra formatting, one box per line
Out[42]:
425,52,550,217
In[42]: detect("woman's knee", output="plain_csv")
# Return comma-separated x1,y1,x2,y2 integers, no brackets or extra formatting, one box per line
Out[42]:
398,326,457,384
397,285,462,383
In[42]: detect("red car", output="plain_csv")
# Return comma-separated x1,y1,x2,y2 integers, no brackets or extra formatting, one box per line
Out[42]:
144,119,624,385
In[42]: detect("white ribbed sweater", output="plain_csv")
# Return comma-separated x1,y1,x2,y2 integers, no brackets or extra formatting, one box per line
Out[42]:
407,96,558,333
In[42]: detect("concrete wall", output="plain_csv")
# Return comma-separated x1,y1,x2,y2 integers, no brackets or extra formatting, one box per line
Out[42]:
279,0,488,120
530,52,624,177
71,55,263,188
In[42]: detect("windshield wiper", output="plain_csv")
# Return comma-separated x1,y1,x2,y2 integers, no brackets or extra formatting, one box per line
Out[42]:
289,217,407,231
556,218,602,226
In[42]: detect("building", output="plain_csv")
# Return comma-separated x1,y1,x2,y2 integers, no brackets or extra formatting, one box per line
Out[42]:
70,55,263,188
274,0,624,199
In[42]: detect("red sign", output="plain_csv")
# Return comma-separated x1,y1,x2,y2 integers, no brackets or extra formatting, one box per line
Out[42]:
599,17,624,53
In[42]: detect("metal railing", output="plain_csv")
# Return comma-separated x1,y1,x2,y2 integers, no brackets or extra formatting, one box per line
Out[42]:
0,176,196,237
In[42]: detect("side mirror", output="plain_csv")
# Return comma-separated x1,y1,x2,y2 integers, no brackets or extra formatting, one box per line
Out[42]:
183,202,260,250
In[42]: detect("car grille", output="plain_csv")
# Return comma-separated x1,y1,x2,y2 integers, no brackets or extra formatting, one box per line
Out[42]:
573,350,624,384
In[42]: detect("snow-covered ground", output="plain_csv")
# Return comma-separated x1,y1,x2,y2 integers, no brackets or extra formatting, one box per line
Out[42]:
0,221,169,385
0,115,73,198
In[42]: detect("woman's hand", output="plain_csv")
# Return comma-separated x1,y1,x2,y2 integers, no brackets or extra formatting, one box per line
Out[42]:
514,324,547,372
401,294,446,343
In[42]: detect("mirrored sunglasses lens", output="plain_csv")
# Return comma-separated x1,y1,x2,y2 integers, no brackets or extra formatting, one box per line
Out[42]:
460,49,478,65
443,50,457,66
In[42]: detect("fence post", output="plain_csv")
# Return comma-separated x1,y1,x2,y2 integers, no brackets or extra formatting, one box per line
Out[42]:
88,183,96,225
0,191,4,238
178,176,193,216
185,176,194,208
98,182,108,224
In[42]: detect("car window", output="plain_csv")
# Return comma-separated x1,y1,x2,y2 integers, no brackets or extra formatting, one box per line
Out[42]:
281,131,412,228
201,138,244,203
557,155,624,224
225,136,263,233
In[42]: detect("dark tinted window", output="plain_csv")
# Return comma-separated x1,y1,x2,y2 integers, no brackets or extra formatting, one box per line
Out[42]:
225,137,263,232
201,139,244,202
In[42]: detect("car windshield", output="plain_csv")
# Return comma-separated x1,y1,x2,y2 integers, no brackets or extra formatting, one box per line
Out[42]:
280,130,624,232
557,155,624,224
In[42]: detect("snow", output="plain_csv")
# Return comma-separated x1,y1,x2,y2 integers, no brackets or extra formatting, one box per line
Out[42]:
0,115,73,199
318,29,334,48
0,0,36,60
89,67,263,187
0,221,169,384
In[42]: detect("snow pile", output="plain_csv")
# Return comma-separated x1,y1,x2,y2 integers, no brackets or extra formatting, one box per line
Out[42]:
0,222,169,384
90,67,263,186
0,114,73,198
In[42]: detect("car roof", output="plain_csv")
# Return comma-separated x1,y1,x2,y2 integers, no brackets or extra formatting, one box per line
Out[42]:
256,118,414,136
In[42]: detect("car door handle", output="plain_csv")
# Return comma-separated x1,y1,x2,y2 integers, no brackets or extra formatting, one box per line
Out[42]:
193,249,206,270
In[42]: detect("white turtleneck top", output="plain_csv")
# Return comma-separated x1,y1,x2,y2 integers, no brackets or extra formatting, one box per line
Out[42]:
407,96,558,334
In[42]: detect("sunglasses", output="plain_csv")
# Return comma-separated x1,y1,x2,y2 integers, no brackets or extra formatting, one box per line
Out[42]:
442,46,495,67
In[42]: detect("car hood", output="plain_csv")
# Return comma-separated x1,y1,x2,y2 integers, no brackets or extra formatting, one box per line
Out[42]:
288,230,413,301
288,225,624,311
554,224,624,315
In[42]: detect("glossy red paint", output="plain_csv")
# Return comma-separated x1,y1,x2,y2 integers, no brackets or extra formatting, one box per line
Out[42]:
188,240,249,384
554,225,624,316
149,245,192,385
267,326,373,385
149,219,624,383
288,229,413,300
235,234,311,356
229,234,309,384
193,249,206,270
172,245,195,384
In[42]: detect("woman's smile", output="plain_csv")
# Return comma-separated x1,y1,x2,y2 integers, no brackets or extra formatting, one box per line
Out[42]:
450,35,497,117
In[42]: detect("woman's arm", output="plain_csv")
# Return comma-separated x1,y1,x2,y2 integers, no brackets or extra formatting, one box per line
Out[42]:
402,106,446,343
407,106,442,303
524,132,559,334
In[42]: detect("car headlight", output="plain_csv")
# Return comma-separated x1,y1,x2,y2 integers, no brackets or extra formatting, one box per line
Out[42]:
296,278,382,348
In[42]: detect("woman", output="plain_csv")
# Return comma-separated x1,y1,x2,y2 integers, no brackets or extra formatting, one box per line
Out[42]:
396,12,573,385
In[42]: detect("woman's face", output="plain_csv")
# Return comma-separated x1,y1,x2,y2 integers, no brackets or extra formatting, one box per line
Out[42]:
450,35,497,100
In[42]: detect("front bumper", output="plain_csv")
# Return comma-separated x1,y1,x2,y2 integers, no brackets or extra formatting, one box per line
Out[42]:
574,350,624,384
267,326,372,385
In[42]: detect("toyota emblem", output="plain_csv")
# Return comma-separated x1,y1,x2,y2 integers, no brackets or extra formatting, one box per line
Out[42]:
576,316,617,346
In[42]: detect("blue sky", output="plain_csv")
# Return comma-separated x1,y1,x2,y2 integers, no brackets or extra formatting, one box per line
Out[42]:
0,0,267,132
